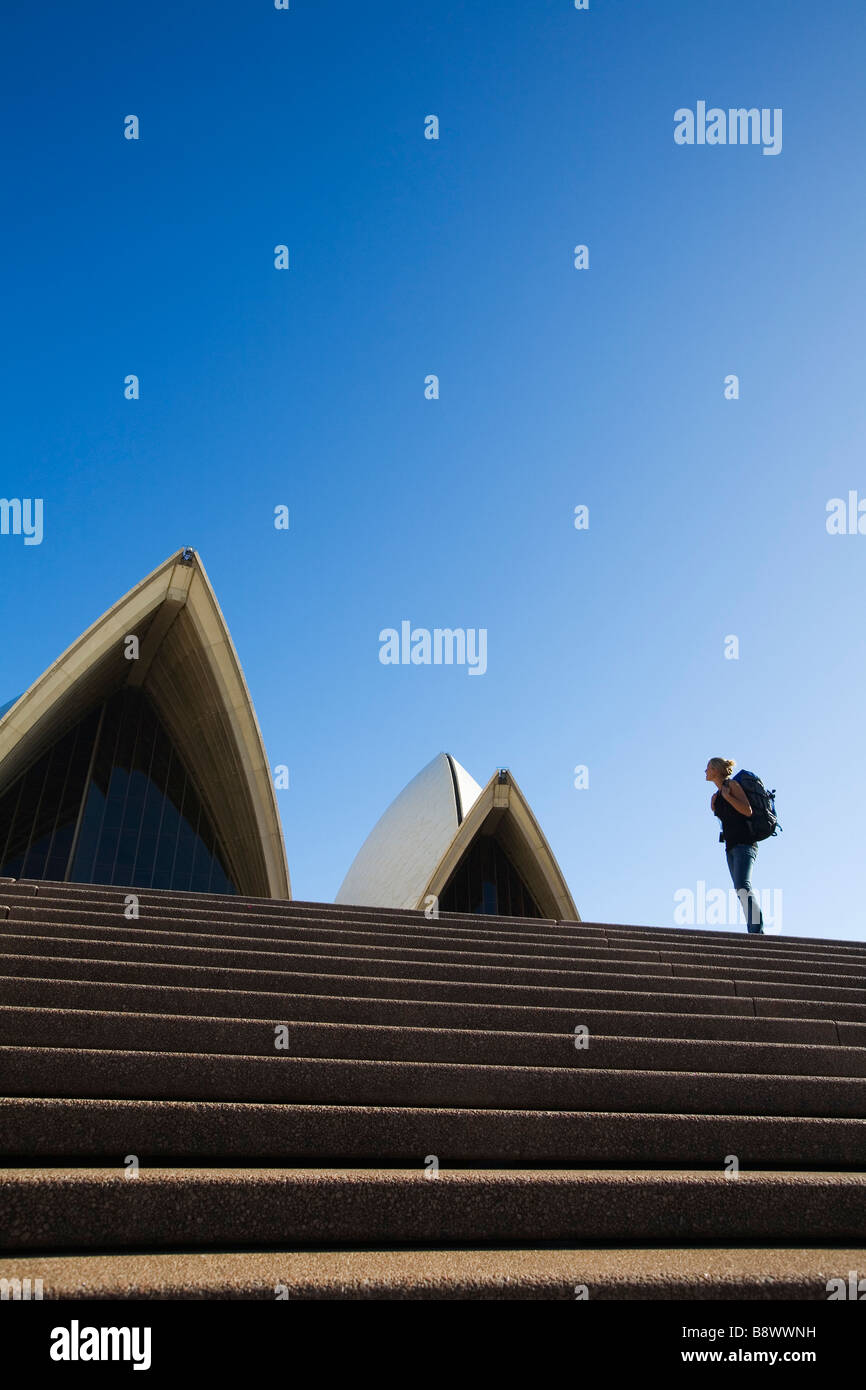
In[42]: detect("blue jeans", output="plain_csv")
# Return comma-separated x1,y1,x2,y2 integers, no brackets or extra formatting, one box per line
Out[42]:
725,843,764,933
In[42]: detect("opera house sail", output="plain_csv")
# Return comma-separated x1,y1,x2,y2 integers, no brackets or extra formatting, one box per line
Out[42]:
0,549,289,899
336,752,579,921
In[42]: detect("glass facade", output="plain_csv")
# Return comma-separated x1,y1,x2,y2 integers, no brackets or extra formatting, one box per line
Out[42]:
0,707,100,883
438,834,542,917
0,689,237,893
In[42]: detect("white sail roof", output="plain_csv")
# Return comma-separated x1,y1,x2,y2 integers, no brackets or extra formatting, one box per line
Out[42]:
0,549,290,899
335,753,482,910
336,753,579,920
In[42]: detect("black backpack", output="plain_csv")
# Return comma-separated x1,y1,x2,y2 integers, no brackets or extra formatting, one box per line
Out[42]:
732,770,780,841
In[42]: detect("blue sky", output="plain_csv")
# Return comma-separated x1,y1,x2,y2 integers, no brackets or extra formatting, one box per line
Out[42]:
2,0,864,939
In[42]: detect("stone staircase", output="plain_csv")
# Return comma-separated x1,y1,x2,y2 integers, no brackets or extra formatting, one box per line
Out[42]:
0,877,864,1298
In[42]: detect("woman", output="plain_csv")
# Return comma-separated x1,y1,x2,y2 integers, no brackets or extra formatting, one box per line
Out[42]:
705,757,764,934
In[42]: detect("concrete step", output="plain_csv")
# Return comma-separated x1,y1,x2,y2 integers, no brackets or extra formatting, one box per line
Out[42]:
0,925,731,983
3,1167,866,1250
6,906,866,981
0,950,741,1002
10,879,866,957
2,1006,864,1076
5,1097,865,1165
4,951,866,1022
6,935,866,1005
7,890,866,966
3,882,565,934
2,1244,863,1299
598,925,866,957
11,878,866,967
1,974,846,1042
4,878,864,1301
2,898,608,953
5,928,866,1000
4,1045,866,1114
6,913,866,981
6,978,866,1045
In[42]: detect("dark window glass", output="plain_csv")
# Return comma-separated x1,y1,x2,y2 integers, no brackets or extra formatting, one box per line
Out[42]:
439,835,542,918
72,777,105,885
0,709,100,881
0,689,236,894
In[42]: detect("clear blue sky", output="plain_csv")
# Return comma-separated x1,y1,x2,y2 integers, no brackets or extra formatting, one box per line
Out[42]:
2,1,864,940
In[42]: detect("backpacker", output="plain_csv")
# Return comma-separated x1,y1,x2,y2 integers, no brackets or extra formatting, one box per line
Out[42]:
732,770,780,841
